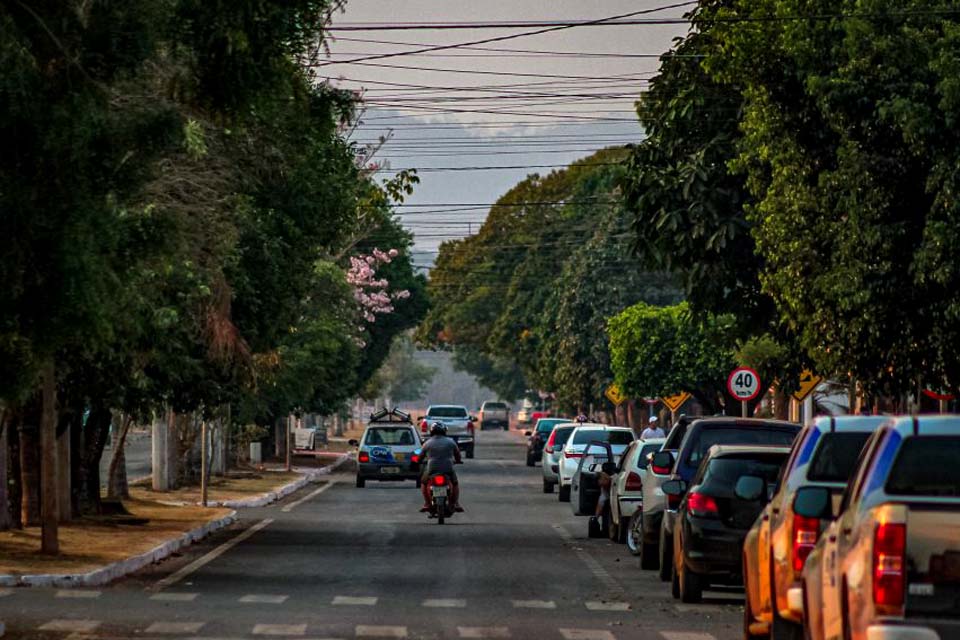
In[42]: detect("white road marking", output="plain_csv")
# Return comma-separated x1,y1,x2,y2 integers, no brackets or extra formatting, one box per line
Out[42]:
332,595,378,606
0,588,13,597
457,628,511,639
150,592,199,602
152,518,274,591
240,594,289,604
55,590,101,599
423,598,467,608
552,523,625,598
355,625,408,638
660,633,717,640
281,481,334,512
146,622,206,634
38,620,101,633
560,630,617,640
511,599,556,609
585,601,630,612
252,623,307,636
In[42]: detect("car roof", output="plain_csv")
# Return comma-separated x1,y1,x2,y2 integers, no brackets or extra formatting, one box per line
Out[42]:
885,415,960,437
639,437,666,445
691,417,799,429
705,444,793,458
810,415,888,433
572,424,630,431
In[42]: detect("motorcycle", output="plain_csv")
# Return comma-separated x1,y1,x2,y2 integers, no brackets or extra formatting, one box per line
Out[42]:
427,473,455,524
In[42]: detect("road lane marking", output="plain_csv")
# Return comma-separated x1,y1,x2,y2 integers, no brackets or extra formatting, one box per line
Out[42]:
511,600,556,609
552,523,626,598
240,594,289,604
332,595,378,606
457,628,511,639
0,589,11,597
282,481,333,512
585,601,630,612
356,625,408,638
560,630,617,640
146,622,206,634
55,590,101,599
38,620,101,633
423,598,467,608
150,592,199,602
660,633,716,640
252,624,307,636
152,518,274,591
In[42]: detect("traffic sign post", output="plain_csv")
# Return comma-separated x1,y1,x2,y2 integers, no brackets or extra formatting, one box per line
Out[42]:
605,383,626,406
727,367,761,417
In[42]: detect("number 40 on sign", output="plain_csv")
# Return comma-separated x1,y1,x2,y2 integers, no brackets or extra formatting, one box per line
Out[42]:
727,366,761,402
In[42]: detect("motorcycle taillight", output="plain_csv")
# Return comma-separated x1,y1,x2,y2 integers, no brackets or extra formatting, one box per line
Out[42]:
432,475,447,486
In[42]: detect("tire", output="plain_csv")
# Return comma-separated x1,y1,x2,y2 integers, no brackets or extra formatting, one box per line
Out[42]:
466,447,475,460
658,522,673,582
543,478,554,494
671,564,681,599
771,607,803,640
355,475,365,488
436,497,446,525
679,562,704,603
640,537,659,570
627,512,643,556
558,484,571,502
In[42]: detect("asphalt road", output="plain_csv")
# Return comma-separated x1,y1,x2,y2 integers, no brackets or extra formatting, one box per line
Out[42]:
1,430,742,640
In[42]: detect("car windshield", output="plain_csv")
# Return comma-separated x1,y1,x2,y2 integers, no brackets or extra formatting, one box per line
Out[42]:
536,419,564,433
428,407,468,418
637,443,662,469
886,437,960,497
700,453,788,494
807,432,873,482
365,428,417,446
687,426,798,466
573,429,634,445
484,402,507,410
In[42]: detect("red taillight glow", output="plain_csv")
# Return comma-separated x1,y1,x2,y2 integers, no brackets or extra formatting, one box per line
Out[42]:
625,471,643,492
358,452,370,463
545,446,554,454
687,492,719,518
792,515,820,573
564,451,583,459
545,430,557,451
411,453,420,464
420,420,429,433
432,475,447,486
873,522,906,611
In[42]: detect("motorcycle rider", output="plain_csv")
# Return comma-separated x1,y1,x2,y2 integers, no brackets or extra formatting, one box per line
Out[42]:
419,422,464,513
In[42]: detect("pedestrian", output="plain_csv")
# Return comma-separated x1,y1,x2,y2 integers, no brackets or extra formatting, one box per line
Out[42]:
640,415,665,439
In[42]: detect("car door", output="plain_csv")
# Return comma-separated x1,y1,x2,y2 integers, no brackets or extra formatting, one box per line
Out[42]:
611,442,638,524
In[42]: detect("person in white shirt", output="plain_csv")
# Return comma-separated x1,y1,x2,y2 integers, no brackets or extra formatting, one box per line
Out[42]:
640,415,665,439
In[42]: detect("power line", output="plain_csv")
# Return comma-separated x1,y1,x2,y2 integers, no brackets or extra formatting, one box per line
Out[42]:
376,163,622,172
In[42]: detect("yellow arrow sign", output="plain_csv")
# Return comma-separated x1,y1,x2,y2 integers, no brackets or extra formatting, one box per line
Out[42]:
793,370,822,402
605,383,627,406
661,392,691,413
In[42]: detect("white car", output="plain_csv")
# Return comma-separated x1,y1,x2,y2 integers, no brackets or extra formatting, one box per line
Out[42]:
557,424,635,503
609,437,666,545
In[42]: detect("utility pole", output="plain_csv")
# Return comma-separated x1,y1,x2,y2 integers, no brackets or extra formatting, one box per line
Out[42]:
200,419,208,507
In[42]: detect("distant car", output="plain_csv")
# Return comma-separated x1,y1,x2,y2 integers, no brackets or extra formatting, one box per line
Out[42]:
525,417,568,466
742,416,885,640
479,401,510,431
651,417,801,583
517,401,535,425
559,424,635,503
610,437,665,546
541,423,577,494
664,444,791,603
801,415,960,640
422,404,476,459
350,413,423,488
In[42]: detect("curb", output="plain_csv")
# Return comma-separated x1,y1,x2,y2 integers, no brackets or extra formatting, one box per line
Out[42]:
2,510,237,588
207,452,350,508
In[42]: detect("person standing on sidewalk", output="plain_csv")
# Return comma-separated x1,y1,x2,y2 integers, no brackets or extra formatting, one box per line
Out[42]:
640,416,665,439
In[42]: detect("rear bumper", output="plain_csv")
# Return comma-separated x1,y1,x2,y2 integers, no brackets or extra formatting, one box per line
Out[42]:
451,436,474,449
481,419,508,429
866,624,941,640
682,517,746,581
357,463,419,481
618,497,643,519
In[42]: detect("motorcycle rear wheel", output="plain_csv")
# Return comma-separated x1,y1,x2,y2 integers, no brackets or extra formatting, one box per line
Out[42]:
436,497,446,524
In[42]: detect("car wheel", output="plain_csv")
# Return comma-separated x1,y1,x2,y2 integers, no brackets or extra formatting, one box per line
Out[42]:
558,484,571,502
841,581,852,640
355,476,365,488
658,523,673,582
627,512,643,556
542,478,554,494
679,562,704,603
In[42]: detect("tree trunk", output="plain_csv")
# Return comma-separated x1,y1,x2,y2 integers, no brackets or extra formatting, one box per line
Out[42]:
0,410,11,531
8,413,22,529
40,360,59,554
78,404,112,515
107,414,133,500
56,411,71,523
19,422,40,526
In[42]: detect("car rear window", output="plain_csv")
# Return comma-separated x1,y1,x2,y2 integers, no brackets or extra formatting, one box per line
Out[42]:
807,432,873,482
687,427,798,466
484,402,507,410
637,443,662,469
428,407,468,418
886,437,960,497
536,419,564,433
553,426,575,446
701,453,788,493
573,429,635,445
365,428,417,446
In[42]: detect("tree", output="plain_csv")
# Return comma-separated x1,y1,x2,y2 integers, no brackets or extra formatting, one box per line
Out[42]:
363,334,436,405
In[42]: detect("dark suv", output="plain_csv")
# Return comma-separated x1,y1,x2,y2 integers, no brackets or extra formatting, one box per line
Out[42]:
650,417,801,581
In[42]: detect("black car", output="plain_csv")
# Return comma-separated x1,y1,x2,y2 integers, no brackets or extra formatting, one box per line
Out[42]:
525,417,568,466
650,417,801,582
663,444,791,603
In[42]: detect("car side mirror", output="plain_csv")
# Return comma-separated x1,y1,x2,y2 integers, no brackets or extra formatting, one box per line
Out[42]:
524,431,532,437
793,486,835,520
661,479,688,497
651,450,674,475
734,475,767,502
348,439,359,447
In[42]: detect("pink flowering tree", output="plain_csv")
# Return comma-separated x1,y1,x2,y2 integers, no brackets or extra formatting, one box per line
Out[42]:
347,249,411,343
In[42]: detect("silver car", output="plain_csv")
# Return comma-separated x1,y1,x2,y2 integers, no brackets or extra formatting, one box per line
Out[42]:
541,423,577,494
351,419,423,488
610,437,665,545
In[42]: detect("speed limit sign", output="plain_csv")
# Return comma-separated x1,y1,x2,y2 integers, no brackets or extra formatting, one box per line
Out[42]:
727,366,761,401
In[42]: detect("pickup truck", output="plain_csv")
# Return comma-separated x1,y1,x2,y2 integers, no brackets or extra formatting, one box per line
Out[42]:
800,415,960,640
422,404,476,459
479,401,510,431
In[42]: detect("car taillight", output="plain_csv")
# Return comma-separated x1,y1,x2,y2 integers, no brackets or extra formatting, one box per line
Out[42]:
625,471,643,492
411,453,420,464
432,475,447,486
545,446,554,454
420,420,428,433
358,452,370,463
873,522,906,612
792,514,820,573
564,451,583,459
545,430,557,451
687,492,719,518
651,463,671,475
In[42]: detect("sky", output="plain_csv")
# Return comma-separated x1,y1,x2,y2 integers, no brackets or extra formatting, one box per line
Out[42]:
321,1,693,266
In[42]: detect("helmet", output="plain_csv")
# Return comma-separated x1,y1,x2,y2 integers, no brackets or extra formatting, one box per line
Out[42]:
430,422,447,436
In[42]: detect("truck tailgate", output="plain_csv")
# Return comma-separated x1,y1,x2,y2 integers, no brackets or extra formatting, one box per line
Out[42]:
906,505,960,622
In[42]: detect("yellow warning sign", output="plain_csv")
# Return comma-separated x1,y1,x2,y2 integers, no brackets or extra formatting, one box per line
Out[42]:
605,383,627,406
793,370,822,402
661,392,691,413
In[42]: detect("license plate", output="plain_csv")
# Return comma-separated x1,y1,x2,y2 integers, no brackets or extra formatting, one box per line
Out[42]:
380,466,400,474
432,486,449,497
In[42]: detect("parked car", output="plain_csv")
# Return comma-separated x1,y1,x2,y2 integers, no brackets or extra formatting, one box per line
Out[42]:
525,417,568,466
569,440,617,529
664,444,792,603
517,400,535,425
610,437,665,546
651,417,801,582
479,400,510,431
801,415,960,640
559,424,635,503
541,423,577,494
422,404,476,459
742,416,885,640
350,410,423,488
